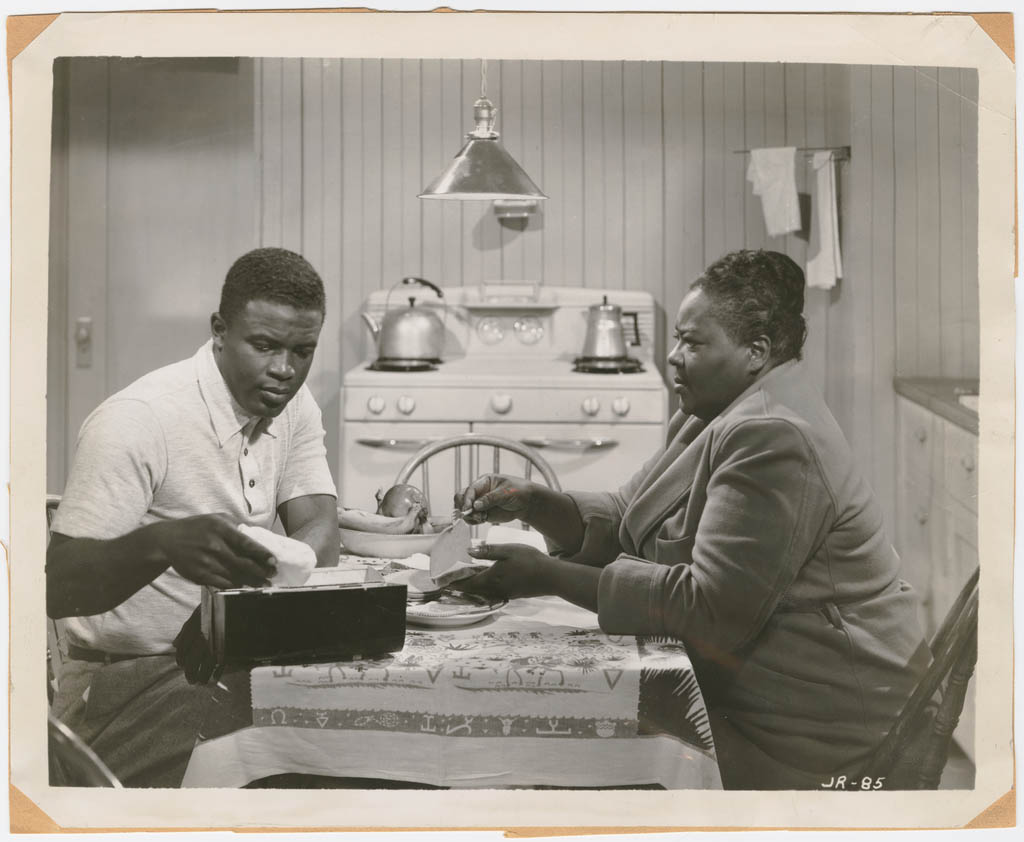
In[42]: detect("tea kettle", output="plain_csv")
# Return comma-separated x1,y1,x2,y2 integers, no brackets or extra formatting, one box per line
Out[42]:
362,277,447,369
580,295,641,359
574,295,644,374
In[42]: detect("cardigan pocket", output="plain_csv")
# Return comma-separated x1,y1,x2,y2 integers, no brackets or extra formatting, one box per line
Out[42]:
654,533,695,565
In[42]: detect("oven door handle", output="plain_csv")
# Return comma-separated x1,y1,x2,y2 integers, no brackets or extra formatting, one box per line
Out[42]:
520,437,619,452
354,437,441,450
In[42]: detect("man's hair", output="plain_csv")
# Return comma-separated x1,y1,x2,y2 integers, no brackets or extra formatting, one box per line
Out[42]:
218,247,326,322
691,249,808,363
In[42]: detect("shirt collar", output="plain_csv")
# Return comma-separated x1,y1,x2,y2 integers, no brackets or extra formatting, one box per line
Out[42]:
195,340,278,447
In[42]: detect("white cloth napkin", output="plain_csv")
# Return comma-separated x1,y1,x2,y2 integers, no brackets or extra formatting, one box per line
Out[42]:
237,524,316,587
806,150,843,290
746,146,801,237
483,524,548,551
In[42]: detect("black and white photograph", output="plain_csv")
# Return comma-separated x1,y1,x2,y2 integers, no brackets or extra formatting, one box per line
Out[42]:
7,7,1016,834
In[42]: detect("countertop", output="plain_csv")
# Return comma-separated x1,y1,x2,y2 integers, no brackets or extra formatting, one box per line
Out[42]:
893,377,979,435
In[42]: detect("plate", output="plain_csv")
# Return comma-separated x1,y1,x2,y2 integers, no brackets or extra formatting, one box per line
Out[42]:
383,568,442,600
406,595,509,628
339,527,440,558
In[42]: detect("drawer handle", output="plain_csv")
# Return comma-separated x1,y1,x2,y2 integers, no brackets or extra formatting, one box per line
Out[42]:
355,437,440,450
520,437,619,451
915,427,928,443
960,455,976,473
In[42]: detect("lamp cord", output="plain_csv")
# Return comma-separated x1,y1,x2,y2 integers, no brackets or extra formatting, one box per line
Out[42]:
480,59,488,99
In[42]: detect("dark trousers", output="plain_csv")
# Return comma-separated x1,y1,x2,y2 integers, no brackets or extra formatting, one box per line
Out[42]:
51,654,219,788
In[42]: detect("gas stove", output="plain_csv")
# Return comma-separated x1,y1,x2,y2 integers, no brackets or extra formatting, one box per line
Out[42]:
339,285,670,509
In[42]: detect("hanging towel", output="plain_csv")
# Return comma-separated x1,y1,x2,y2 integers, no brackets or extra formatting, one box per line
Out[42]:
806,150,843,290
746,147,801,237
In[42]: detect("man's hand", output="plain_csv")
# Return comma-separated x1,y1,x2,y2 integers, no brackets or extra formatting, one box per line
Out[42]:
173,606,220,685
148,514,277,589
457,543,553,600
454,475,537,525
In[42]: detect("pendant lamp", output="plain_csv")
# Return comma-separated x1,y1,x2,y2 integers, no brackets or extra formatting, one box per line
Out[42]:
419,60,546,202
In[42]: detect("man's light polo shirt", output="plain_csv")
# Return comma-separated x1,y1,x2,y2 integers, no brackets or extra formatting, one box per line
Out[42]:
51,340,337,654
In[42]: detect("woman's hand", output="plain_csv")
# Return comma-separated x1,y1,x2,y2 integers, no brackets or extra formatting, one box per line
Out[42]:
457,543,553,599
454,474,537,525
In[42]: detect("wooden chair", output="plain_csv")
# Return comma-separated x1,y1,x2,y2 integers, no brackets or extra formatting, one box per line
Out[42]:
858,567,979,789
395,434,561,526
48,712,123,787
45,495,66,702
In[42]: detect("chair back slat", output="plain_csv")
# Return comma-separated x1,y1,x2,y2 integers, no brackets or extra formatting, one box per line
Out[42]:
917,627,978,789
418,461,432,514
45,495,67,702
929,567,979,663
453,448,463,507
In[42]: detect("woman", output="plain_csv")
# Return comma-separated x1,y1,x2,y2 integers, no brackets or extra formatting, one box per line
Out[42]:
456,249,931,790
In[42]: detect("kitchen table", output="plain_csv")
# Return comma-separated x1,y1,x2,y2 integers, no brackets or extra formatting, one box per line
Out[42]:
181,580,720,790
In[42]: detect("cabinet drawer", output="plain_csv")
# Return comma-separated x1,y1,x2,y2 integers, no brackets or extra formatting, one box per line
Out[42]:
897,397,935,488
944,421,979,513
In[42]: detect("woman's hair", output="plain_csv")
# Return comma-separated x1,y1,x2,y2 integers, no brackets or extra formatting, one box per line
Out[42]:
218,247,326,323
691,249,808,362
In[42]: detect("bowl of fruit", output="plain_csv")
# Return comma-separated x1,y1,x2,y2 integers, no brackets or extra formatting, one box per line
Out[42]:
338,484,449,558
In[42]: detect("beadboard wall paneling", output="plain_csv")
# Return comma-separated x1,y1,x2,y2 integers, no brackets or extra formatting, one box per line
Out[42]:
890,67,979,380
261,59,869,389
48,57,980,529
253,59,865,490
840,65,979,539
248,58,983,515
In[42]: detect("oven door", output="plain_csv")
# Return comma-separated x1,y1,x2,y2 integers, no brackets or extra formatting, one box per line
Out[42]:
340,421,470,510
472,422,663,494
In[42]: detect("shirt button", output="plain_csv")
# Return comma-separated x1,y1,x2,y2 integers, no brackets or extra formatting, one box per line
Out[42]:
249,479,256,488
243,448,249,456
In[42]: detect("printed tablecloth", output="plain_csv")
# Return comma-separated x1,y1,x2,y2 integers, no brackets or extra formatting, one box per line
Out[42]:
182,597,720,789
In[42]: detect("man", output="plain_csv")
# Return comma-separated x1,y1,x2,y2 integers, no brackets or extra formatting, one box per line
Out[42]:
47,247,339,786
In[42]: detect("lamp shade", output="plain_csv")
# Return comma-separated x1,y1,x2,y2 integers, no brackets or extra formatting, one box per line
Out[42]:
419,94,546,201
419,137,546,201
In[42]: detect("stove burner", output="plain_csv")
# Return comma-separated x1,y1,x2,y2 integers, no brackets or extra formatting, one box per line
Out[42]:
367,358,441,373
573,356,645,374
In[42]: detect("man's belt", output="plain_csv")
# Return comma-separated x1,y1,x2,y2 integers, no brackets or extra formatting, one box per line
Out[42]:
66,644,150,665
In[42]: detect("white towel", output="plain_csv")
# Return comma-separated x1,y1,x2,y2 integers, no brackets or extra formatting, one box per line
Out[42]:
237,524,316,587
806,151,843,290
746,147,802,237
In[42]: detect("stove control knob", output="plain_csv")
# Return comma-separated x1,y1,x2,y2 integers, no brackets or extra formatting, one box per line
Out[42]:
491,393,513,415
397,395,416,415
612,397,631,417
581,397,601,417
367,395,386,415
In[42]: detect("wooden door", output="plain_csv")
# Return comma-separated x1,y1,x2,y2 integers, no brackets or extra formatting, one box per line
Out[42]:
48,58,257,492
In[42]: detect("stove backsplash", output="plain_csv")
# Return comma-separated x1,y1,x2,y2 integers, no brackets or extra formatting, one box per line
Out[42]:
360,284,659,363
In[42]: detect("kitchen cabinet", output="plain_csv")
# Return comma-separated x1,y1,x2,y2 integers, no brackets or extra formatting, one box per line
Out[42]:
894,391,978,762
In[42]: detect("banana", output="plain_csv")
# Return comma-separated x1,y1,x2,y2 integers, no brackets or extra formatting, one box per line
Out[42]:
338,504,424,535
